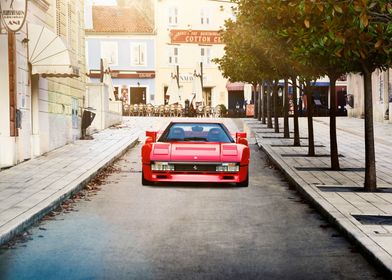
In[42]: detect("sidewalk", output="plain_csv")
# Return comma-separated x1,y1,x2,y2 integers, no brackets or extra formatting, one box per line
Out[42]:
0,117,157,246
244,116,392,275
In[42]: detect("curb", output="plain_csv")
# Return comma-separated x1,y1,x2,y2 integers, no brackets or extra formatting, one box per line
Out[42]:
0,137,139,246
255,136,392,277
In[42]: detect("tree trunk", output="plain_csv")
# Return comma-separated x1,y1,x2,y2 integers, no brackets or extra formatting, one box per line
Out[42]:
292,78,300,146
267,83,273,128
305,84,315,156
261,83,268,124
329,76,340,170
273,83,279,133
258,82,262,122
253,83,258,119
283,78,290,138
362,67,377,191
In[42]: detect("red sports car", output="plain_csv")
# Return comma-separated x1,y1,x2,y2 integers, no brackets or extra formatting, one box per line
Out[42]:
141,121,250,187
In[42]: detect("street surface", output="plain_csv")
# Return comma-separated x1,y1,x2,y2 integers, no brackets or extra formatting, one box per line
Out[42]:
0,118,385,280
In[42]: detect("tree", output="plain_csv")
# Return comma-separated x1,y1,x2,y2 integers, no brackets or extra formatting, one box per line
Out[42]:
292,0,392,189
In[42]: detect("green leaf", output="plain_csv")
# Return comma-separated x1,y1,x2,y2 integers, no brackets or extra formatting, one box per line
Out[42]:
333,5,343,14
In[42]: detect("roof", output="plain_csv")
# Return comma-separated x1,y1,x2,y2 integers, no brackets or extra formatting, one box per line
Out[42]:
87,5,154,34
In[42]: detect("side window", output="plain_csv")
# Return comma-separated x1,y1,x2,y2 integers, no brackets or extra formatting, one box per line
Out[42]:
200,7,210,25
168,46,179,65
131,43,147,66
101,41,118,65
200,47,211,65
168,6,178,25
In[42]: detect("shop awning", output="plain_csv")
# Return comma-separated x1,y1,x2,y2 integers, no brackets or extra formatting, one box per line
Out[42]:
28,23,79,77
226,81,244,91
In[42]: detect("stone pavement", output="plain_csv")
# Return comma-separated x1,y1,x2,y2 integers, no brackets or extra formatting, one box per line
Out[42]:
243,116,392,275
0,117,164,246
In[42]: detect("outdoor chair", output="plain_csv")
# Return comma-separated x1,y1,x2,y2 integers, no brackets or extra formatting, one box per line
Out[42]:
131,104,139,116
145,104,154,116
169,104,177,117
196,105,204,118
138,104,145,116
164,105,171,117
204,105,212,117
214,105,222,118
176,104,184,117
153,105,160,116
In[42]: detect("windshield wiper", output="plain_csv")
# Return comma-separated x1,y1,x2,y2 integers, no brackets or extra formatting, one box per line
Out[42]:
183,137,208,141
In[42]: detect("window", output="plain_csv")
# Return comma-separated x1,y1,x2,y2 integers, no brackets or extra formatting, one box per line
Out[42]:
131,43,147,66
67,2,72,48
168,6,178,25
200,47,212,65
56,0,62,37
168,46,179,65
200,7,210,25
101,41,118,65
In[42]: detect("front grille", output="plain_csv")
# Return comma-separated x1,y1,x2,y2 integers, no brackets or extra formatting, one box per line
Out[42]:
174,164,217,172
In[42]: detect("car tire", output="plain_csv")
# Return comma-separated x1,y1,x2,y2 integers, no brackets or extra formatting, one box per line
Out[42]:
141,170,151,186
237,170,249,187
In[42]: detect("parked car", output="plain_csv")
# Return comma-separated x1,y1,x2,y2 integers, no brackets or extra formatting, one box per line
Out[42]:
141,121,250,187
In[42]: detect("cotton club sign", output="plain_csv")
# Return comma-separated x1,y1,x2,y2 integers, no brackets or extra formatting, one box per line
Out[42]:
0,0,27,32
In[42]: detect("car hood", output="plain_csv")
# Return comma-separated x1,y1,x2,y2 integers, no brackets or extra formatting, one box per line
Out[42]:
151,142,240,162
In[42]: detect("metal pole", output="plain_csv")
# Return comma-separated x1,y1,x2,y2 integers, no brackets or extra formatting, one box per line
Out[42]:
176,65,180,88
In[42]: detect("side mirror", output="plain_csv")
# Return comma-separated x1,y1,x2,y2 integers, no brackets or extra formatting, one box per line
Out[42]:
145,136,153,144
238,137,248,146
146,131,157,142
236,132,248,146
236,132,247,142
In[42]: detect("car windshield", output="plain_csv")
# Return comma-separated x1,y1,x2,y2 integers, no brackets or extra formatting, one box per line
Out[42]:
159,123,234,143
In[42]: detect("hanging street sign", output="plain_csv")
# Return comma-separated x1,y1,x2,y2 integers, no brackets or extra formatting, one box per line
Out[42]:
0,0,27,32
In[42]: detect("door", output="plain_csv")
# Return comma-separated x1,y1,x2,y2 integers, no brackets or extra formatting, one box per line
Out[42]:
130,87,147,104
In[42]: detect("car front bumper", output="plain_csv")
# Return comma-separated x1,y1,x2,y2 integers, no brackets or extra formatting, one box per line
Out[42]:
143,164,248,183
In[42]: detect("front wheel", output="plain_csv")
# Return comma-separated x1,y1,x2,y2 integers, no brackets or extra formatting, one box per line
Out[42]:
237,170,249,187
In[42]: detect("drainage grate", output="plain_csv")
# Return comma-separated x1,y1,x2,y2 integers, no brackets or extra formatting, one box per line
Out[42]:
281,154,344,158
295,167,365,172
353,215,392,225
262,136,308,139
317,185,392,193
271,144,325,147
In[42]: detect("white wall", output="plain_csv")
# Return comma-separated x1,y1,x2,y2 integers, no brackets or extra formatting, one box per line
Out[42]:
86,83,122,133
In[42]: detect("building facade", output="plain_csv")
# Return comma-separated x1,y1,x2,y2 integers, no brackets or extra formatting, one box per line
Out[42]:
347,70,392,123
85,2,156,105
0,0,86,168
154,0,235,108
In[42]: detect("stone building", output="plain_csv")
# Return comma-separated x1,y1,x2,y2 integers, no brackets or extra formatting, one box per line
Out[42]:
154,0,236,108
347,70,392,123
85,1,156,105
0,0,86,168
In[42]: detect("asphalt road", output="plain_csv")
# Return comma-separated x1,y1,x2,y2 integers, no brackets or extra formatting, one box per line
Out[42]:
0,121,385,280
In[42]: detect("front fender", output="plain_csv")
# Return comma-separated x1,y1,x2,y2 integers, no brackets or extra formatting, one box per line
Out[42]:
141,144,152,164
240,146,250,165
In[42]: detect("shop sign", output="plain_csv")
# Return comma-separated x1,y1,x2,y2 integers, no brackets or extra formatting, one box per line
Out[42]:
0,0,27,32
170,29,223,44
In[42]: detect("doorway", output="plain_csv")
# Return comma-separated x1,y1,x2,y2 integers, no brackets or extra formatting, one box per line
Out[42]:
203,87,212,106
130,87,147,104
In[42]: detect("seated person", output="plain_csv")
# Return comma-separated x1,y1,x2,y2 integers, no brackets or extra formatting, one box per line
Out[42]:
207,127,224,142
167,127,185,140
